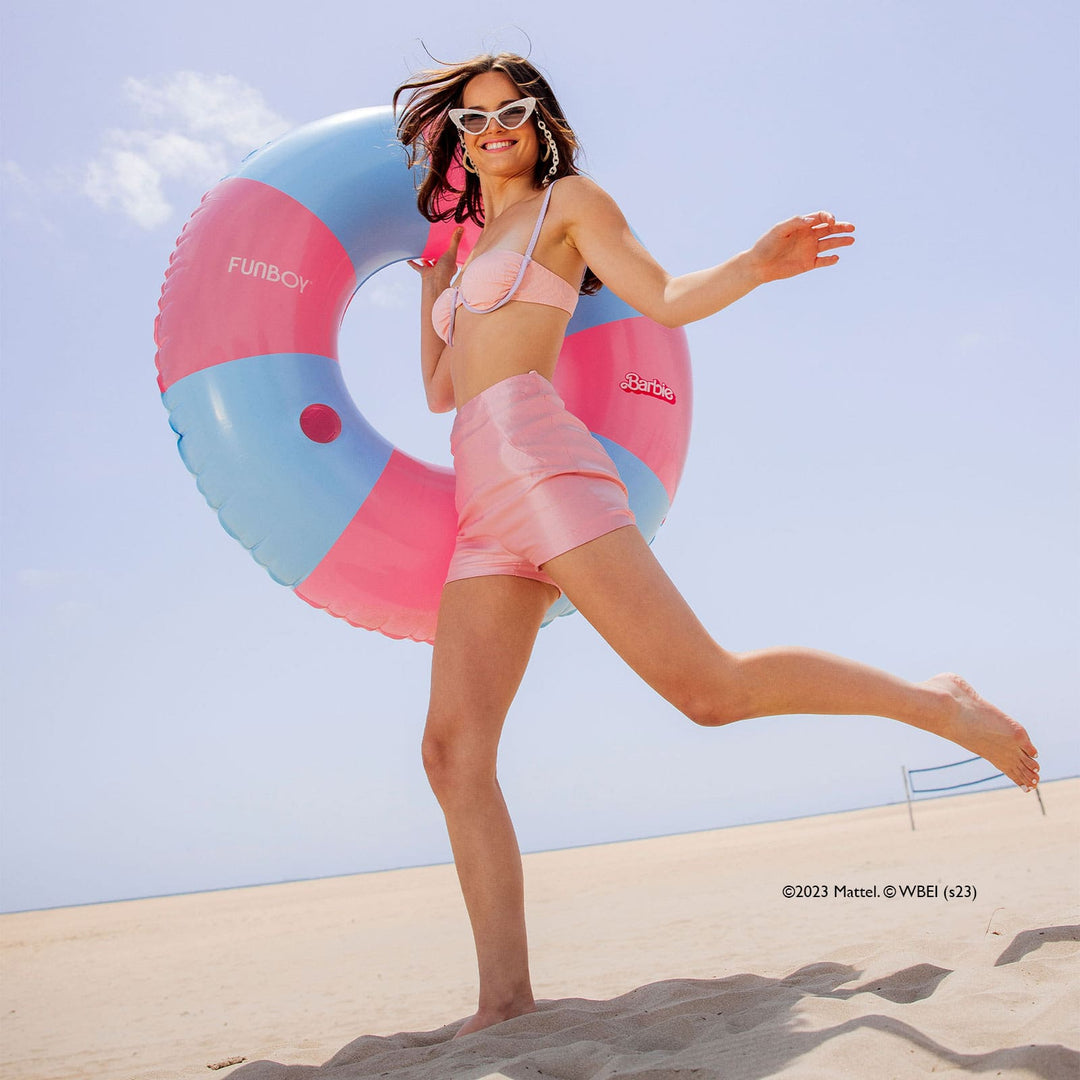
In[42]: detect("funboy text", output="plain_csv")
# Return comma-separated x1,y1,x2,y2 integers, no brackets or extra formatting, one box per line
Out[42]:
227,256,311,293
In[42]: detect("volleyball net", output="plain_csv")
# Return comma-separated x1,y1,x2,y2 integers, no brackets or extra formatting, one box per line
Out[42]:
900,755,1045,829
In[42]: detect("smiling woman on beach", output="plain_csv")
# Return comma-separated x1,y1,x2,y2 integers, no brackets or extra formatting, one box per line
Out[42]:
392,52,1039,1038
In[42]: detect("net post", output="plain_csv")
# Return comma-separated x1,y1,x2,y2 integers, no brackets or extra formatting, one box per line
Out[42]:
902,766,915,831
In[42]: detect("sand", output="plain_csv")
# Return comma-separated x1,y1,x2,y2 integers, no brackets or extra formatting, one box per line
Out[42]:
2,779,1077,1080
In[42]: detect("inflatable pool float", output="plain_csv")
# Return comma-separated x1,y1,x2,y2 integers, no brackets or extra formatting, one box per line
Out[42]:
155,106,692,644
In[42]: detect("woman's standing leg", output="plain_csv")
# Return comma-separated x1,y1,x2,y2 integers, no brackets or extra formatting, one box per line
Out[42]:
541,526,1039,789
423,573,561,1037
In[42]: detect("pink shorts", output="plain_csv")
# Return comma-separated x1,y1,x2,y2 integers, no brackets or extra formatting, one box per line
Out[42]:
446,371,636,588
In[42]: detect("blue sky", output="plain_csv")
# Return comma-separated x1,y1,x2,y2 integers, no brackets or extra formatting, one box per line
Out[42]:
2,0,1076,912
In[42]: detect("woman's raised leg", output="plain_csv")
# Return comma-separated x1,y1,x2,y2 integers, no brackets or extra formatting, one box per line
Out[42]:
423,573,560,1037
541,526,1039,789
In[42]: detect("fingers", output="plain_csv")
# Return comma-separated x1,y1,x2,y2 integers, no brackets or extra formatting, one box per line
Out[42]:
812,240,854,268
408,257,443,275
807,211,851,226
808,212,855,269
410,227,465,275
801,211,855,233
816,235,856,252
798,210,839,228
809,220,855,239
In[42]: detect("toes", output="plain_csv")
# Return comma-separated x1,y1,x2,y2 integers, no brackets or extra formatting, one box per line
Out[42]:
1017,758,1039,787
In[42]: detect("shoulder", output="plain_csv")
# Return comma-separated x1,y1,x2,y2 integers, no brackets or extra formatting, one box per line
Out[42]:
548,176,632,257
552,174,618,212
550,175,627,237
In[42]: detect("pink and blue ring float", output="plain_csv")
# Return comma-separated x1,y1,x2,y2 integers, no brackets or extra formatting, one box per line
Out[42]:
155,107,693,644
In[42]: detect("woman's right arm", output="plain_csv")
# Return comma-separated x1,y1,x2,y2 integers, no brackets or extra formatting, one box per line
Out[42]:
560,178,854,329
409,226,463,413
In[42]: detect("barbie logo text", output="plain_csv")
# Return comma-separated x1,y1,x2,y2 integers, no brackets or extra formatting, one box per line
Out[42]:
620,372,677,404
227,256,311,293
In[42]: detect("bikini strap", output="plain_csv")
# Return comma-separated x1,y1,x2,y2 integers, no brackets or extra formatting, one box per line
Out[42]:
523,179,560,262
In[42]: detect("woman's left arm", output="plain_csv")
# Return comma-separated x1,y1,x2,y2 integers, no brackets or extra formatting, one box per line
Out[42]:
561,178,855,328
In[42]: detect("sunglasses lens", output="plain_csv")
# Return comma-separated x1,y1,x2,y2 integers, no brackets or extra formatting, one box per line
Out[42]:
460,113,489,133
497,105,529,129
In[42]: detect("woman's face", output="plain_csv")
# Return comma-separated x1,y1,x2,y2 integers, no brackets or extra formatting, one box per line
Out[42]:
458,70,540,181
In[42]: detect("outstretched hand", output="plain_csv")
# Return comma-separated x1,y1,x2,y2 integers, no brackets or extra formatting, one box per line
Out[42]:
747,212,855,284
408,227,465,289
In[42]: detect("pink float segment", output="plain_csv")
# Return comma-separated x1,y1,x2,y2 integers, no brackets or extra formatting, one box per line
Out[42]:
155,177,357,393
418,163,483,265
554,318,692,502
295,449,458,642
421,216,482,264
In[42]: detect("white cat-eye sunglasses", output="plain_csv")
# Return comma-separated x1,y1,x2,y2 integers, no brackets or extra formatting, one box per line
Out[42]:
448,97,537,135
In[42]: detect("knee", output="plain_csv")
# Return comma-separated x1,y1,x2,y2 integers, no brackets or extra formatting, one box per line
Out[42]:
675,657,751,727
421,725,494,805
682,698,745,727
420,730,457,793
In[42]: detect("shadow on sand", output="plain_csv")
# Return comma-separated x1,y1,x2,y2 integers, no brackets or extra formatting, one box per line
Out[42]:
231,926,1080,1080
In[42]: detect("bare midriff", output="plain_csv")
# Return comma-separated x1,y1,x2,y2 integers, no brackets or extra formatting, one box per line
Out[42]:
448,299,575,410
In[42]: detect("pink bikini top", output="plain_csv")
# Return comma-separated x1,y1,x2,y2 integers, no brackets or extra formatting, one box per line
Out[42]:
432,180,580,346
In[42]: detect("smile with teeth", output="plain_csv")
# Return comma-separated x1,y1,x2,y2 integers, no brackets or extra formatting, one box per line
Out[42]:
481,139,516,151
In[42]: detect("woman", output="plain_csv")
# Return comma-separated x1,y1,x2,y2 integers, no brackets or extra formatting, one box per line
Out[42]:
395,53,1038,1037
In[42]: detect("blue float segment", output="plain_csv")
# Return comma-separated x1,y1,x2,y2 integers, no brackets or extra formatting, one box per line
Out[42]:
541,436,670,626
163,353,395,585
567,283,641,336
232,108,429,286
598,435,670,541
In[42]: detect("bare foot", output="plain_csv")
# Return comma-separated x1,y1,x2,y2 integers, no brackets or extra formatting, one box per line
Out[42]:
922,673,1039,791
454,999,537,1038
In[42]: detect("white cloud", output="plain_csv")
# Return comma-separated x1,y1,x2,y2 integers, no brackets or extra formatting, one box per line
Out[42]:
124,73,287,152
83,72,290,230
86,146,173,229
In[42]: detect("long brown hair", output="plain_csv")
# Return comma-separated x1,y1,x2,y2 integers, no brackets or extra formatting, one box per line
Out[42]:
393,53,601,295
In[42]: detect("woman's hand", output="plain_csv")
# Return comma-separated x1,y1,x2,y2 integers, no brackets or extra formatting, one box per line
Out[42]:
409,226,465,290
746,212,855,284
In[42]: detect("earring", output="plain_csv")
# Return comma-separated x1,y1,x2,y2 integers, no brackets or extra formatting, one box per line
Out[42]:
459,134,477,175
536,117,559,184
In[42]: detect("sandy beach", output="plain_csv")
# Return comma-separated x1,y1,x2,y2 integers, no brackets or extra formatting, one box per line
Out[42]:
3,778,1077,1080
